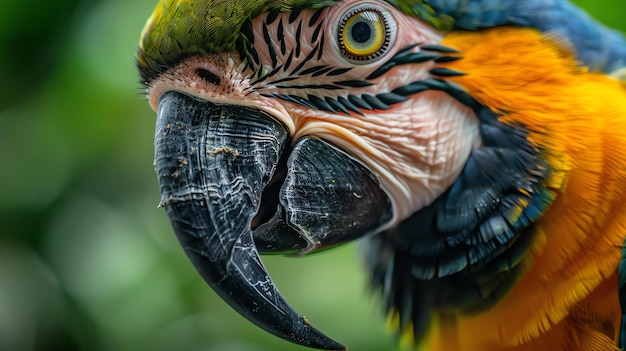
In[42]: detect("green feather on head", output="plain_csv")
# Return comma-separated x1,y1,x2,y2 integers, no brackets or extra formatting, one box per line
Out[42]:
136,0,337,84
385,0,455,31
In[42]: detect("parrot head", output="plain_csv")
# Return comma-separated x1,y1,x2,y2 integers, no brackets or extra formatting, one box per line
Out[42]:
136,0,559,349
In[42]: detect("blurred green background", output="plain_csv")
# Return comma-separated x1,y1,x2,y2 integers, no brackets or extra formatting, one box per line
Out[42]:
0,1,624,351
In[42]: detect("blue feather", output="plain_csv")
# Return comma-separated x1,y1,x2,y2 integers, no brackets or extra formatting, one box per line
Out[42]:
392,0,626,72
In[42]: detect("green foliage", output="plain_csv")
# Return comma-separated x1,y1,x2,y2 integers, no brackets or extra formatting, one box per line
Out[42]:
0,1,624,351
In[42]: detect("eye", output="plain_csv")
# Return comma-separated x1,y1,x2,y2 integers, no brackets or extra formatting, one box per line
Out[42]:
338,6,395,62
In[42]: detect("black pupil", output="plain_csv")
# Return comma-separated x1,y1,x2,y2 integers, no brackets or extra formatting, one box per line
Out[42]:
351,21,371,43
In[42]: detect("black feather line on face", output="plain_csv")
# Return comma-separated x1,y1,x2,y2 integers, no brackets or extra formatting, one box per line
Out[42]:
308,94,336,112
376,92,407,105
261,77,476,118
300,65,330,76
248,46,261,67
266,7,281,25
348,95,373,110
363,94,390,110
327,67,352,76
249,41,468,114
289,43,320,75
337,96,363,115
430,67,466,77
311,22,323,43
311,66,334,77
288,8,301,24
267,65,284,78
295,20,302,58
309,7,324,27
262,23,278,68
367,50,441,80
277,18,286,56
317,32,325,60
247,20,468,115
283,50,294,71
434,55,462,63
420,44,460,53
326,97,350,114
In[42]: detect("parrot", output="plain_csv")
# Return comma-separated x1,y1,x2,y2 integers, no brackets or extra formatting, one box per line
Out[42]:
135,0,626,350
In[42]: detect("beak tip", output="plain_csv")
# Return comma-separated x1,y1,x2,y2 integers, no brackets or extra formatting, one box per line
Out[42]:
297,317,346,350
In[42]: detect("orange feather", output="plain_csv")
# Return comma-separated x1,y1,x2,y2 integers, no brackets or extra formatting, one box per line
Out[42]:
419,27,626,351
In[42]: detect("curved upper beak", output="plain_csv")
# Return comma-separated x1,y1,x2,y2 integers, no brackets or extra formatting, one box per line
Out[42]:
154,90,391,349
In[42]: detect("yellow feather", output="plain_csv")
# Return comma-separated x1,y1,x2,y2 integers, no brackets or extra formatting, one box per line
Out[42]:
418,27,626,351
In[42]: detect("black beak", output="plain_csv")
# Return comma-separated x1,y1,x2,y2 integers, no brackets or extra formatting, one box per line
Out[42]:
154,90,391,350
154,91,345,350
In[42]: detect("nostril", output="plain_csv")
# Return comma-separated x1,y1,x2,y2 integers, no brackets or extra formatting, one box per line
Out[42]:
195,68,221,86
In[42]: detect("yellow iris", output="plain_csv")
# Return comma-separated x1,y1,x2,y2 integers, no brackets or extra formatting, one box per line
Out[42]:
341,10,386,58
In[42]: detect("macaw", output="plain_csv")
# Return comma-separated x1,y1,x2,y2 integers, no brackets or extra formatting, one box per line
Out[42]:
136,1,626,350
